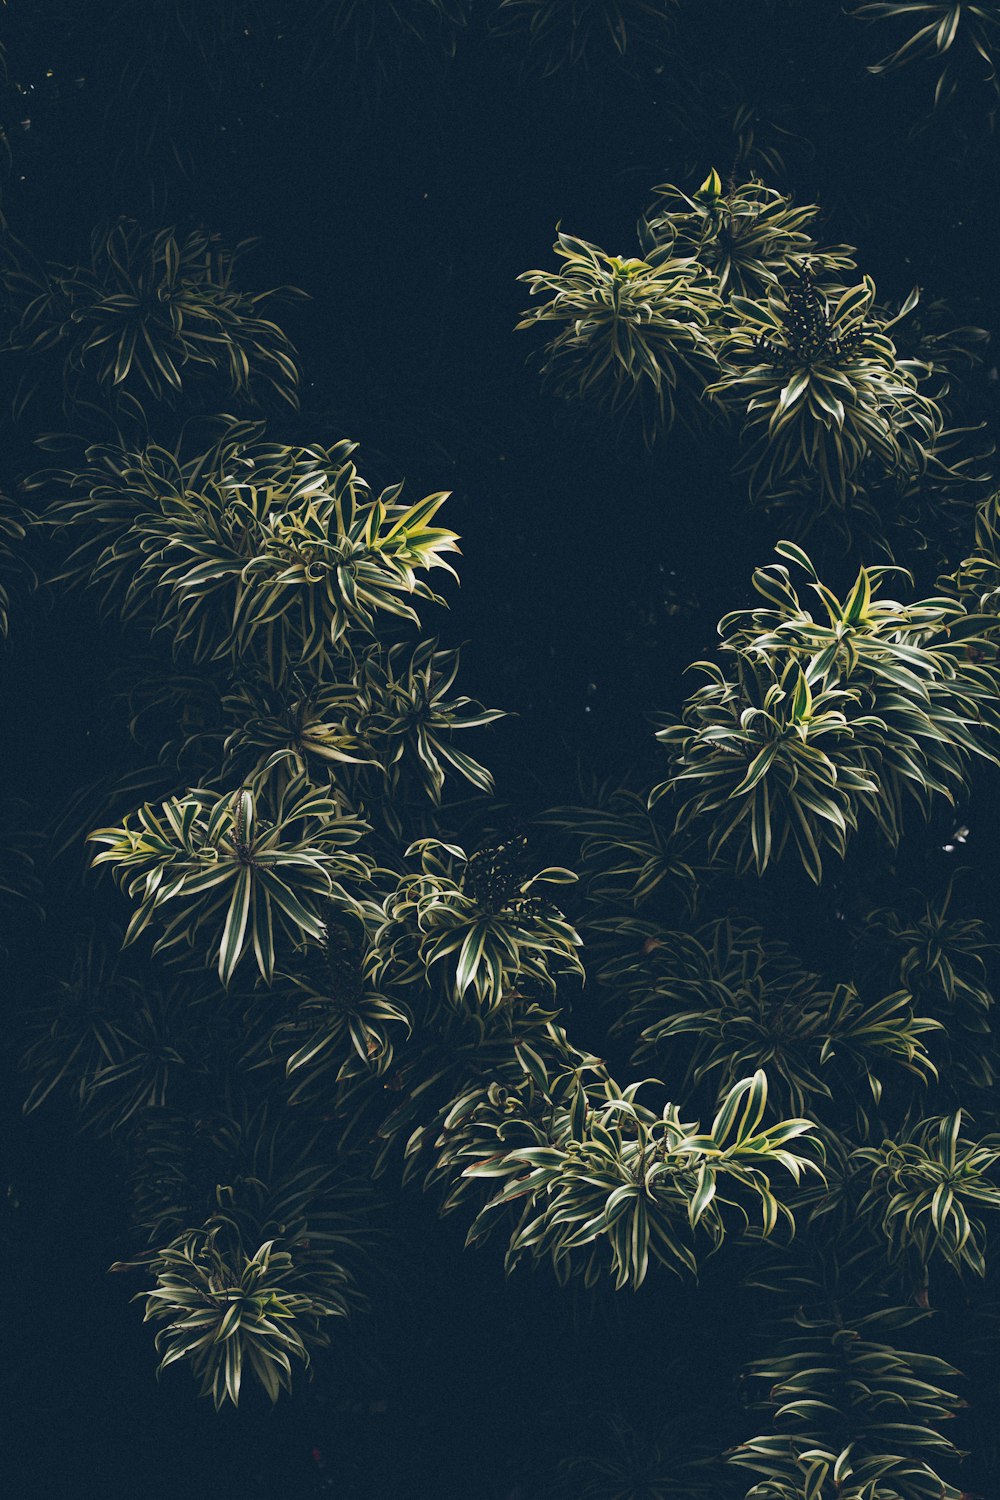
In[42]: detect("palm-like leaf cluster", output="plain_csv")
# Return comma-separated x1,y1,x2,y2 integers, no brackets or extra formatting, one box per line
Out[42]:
3,221,303,417
707,274,942,514
221,641,501,803
732,1304,965,1500
653,542,1000,881
127,1157,370,1410
38,428,459,672
853,882,997,1091
375,836,584,1011
942,486,1000,615
603,917,940,1114
280,917,411,1098
640,169,857,300
851,1,1000,106
89,762,371,986
19,938,268,1128
856,1111,1000,1276
516,234,722,439
32,424,501,839
518,176,959,527
541,444,1000,1484
453,1063,816,1287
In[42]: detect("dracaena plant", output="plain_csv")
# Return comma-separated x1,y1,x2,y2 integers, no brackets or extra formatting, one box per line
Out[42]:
851,1,1000,107
348,639,504,802
374,835,584,1012
853,881,997,1092
121,1153,370,1410
220,639,502,805
855,1111,1000,1277
139,436,458,674
602,918,940,1116
546,786,695,911
36,426,461,681
652,542,1000,882
218,672,381,785
706,271,944,515
334,991,587,1184
942,486,1000,616
879,284,991,403
3,221,303,418
279,913,412,1102
517,234,722,439
89,757,372,986
20,933,277,1132
640,169,857,300
731,1303,965,1500
872,888,995,1018
137,1231,346,1409
22,939,195,1127
457,1066,817,1288
490,0,679,75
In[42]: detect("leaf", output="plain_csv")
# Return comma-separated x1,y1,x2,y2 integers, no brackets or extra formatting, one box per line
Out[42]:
455,921,491,998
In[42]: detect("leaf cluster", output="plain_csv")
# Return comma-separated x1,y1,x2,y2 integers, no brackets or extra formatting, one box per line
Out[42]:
653,542,1000,881
731,1300,966,1500
89,760,371,986
3,221,303,417
127,1160,369,1409
640,168,857,300
707,275,942,514
851,1,1000,107
516,233,722,440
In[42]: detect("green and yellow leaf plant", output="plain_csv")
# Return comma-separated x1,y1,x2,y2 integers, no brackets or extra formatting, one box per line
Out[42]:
455,1066,818,1288
856,1111,1000,1278
652,542,1000,882
20,932,275,1131
219,640,502,807
2,221,303,418
851,879,997,1093
517,233,722,440
731,1302,966,1500
705,272,944,517
640,169,857,301
89,758,372,987
34,425,461,681
602,917,941,1116
120,1142,373,1410
942,485,1000,617
373,835,584,1013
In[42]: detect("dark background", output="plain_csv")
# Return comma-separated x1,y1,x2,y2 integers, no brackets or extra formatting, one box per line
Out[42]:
1,3,998,1496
